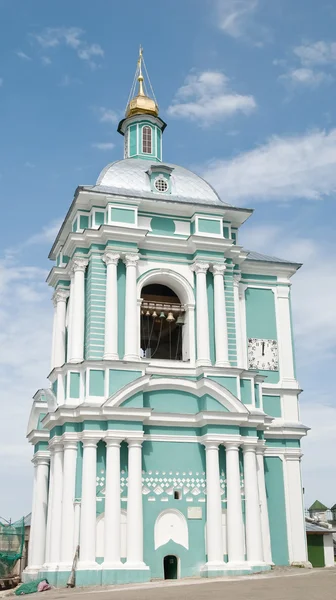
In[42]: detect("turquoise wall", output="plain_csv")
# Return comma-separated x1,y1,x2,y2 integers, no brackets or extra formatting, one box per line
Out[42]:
263,394,281,417
109,369,142,397
264,457,289,565
150,216,175,235
245,288,277,339
142,441,207,577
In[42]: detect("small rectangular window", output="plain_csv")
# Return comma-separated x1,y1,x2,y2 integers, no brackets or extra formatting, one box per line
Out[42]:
174,490,182,500
142,126,152,154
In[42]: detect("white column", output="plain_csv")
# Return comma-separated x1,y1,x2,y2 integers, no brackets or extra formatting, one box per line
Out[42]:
211,264,229,367
102,438,123,568
204,443,224,568
124,254,140,361
243,443,264,565
126,439,146,568
68,258,88,363
78,437,99,569
26,454,49,571
225,442,247,568
102,252,120,360
284,454,309,565
67,272,74,361
44,448,55,566
256,445,273,564
60,440,78,567
276,286,296,384
191,262,211,366
51,289,69,369
49,442,64,566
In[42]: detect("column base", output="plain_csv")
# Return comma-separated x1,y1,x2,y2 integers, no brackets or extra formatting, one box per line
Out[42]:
21,567,40,582
291,561,313,569
123,354,140,362
68,357,83,364
248,561,272,573
196,359,212,367
77,560,101,570
103,353,119,361
215,361,231,368
201,560,252,577
124,561,150,570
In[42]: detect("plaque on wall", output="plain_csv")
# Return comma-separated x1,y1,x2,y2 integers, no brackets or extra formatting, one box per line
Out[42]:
187,506,202,519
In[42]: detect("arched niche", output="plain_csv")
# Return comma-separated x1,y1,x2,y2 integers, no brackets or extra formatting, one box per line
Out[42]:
154,509,189,550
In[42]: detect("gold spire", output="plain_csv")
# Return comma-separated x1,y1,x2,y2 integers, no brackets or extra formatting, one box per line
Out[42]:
125,46,159,118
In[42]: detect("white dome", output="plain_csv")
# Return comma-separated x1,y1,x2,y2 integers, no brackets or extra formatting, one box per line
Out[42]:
95,158,228,206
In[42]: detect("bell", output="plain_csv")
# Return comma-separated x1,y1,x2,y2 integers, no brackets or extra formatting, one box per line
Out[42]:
159,311,166,319
145,310,151,316
166,311,175,322
176,315,184,325
152,310,158,318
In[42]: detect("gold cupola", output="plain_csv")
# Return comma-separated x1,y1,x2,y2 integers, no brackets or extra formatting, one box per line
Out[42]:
125,46,159,118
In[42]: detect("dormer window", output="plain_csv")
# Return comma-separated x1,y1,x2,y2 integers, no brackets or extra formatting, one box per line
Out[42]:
142,126,152,154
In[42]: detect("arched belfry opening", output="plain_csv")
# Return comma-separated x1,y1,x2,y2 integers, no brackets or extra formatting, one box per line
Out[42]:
140,284,185,360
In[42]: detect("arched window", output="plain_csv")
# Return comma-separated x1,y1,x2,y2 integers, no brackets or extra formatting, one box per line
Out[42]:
140,284,185,361
142,126,152,154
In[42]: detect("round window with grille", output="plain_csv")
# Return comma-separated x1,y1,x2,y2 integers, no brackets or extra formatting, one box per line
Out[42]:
154,177,169,193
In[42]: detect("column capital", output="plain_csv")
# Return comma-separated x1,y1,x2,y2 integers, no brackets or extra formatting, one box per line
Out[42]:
52,288,69,306
71,257,89,274
81,437,100,448
127,438,143,448
203,440,220,451
32,453,50,467
224,440,241,451
103,251,120,266
124,253,139,267
63,440,78,451
105,436,124,448
242,442,258,453
276,285,291,299
256,442,266,455
233,272,241,286
49,439,63,453
211,263,226,276
190,261,209,275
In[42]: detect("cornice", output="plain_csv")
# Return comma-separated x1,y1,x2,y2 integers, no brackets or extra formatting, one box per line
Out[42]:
264,421,310,439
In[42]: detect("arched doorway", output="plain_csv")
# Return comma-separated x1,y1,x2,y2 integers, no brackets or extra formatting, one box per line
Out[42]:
140,284,185,360
163,555,178,579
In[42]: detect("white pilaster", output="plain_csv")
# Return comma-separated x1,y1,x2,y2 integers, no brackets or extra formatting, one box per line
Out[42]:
102,438,123,569
60,440,78,568
125,439,147,568
225,442,247,569
77,437,100,570
256,445,273,564
26,453,49,571
51,289,69,369
102,252,120,361
191,262,211,366
284,454,309,565
276,286,296,385
124,254,140,361
233,274,247,369
49,441,64,566
211,265,230,367
203,442,225,569
243,443,264,565
68,258,88,364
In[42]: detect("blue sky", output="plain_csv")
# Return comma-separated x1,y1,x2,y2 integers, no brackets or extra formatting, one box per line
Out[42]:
1,0,336,518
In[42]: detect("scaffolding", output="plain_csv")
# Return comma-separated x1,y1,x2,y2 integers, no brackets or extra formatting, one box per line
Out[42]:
0,518,25,580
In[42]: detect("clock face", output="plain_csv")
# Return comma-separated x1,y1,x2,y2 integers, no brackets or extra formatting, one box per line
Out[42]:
248,338,278,371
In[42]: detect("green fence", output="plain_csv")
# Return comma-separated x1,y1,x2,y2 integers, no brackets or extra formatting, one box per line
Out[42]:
0,518,25,578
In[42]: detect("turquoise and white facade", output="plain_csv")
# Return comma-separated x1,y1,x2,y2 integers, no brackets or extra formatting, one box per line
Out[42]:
24,53,310,587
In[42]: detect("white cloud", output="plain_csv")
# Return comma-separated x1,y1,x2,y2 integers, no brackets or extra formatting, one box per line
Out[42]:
59,74,82,87
91,142,115,151
279,41,336,89
281,67,332,87
33,27,104,68
168,71,256,125
97,107,119,124
294,41,336,67
202,128,336,203
16,50,31,61
215,0,258,38
41,56,52,66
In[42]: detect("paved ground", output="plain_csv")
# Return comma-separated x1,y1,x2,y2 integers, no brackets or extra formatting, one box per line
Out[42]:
10,568,336,600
